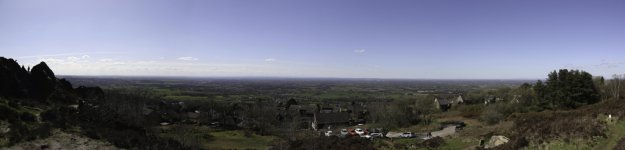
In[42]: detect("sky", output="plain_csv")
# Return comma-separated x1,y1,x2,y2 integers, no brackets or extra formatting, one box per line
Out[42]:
1,0,624,79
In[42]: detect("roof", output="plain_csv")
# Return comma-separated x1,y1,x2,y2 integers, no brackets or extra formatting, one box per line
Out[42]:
288,104,316,111
315,112,350,124
348,105,364,112
437,99,451,105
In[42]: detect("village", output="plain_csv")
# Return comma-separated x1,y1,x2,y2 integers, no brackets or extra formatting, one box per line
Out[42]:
269,95,518,148
131,91,521,149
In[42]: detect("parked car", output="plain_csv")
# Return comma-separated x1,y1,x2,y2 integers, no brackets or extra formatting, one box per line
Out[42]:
400,132,415,138
325,131,334,136
347,128,359,136
370,133,384,138
208,122,221,127
360,134,372,139
355,128,365,135
340,129,348,135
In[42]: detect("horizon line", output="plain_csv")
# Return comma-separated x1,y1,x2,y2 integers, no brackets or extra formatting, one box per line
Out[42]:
58,74,541,81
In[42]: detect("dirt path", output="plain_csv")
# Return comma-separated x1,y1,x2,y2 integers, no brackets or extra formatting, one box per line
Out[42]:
615,136,625,150
431,126,456,137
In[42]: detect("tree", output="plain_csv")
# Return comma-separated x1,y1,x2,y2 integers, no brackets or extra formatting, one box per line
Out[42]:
534,80,545,99
286,98,298,109
609,74,623,100
537,69,600,109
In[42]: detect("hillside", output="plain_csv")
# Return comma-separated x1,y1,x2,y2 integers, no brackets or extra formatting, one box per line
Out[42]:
1,56,624,150
493,99,625,149
0,57,190,149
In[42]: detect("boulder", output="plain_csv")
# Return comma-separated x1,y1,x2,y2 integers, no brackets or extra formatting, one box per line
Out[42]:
485,135,509,149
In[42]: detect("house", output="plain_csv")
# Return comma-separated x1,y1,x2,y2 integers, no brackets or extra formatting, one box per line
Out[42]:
434,98,452,111
288,104,316,116
312,112,351,130
454,96,464,104
484,96,504,105
345,104,368,124
320,107,335,113
277,104,316,129
510,95,521,104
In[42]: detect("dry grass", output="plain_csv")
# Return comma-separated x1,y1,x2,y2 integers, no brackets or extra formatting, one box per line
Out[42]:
615,137,625,150
496,99,625,148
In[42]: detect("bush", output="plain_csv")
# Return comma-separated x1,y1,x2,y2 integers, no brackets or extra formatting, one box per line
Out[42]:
286,136,375,150
33,123,52,139
421,137,445,148
7,121,28,144
479,103,522,125
480,105,505,125
458,105,483,118
8,100,20,108
20,112,37,122
244,130,253,138
0,105,21,122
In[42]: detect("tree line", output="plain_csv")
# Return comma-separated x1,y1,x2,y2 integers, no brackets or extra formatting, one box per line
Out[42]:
533,69,601,109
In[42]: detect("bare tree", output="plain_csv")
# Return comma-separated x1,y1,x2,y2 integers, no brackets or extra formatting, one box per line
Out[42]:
610,74,624,100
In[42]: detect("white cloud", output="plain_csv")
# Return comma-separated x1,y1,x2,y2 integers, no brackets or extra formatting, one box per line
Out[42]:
16,52,123,59
177,57,198,61
594,60,624,68
353,49,366,53
99,58,113,62
40,58,65,64
67,56,80,62
111,61,126,65
22,55,384,78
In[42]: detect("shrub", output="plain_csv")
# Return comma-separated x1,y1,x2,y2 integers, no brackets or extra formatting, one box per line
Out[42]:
33,123,52,139
286,136,375,150
0,105,20,122
480,105,505,125
458,104,483,118
421,137,445,148
20,112,37,122
7,121,28,145
8,100,20,108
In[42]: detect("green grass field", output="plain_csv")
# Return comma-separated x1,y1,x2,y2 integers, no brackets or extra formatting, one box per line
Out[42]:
158,125,278,150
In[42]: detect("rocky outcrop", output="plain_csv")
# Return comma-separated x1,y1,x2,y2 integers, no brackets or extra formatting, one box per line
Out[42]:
29,62,57,101
0,57,81,104
0,58,30,98
485,135,510,149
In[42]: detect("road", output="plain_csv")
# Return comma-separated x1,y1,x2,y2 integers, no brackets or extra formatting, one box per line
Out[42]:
431,126,456,137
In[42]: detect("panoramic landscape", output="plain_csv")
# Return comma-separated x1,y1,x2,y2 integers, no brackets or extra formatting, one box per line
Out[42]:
1,0,625,150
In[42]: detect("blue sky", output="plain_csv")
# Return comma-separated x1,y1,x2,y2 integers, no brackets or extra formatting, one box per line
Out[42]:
1,0,624,79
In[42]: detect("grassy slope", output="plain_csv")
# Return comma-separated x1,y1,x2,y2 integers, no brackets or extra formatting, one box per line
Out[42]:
158,125,278,150
595,117,625,150
375,99,625,150
206,130,277,150
513,100,625,150
531,118,625,150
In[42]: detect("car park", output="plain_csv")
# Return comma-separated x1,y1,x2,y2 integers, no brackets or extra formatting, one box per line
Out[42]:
355,128,365,135
400,132,415,138
370,133,383,138
325,131,334,136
